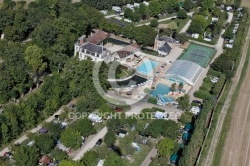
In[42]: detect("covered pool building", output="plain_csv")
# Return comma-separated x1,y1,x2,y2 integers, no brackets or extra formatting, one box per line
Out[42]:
166,60,203,86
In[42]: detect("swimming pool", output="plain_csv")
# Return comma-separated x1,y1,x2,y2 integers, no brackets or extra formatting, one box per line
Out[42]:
150,83,170,97
162,96,175,102
137,59,158,74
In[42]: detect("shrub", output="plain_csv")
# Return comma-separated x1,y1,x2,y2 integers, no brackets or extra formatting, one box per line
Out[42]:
207,69,223,77
194,90,212,99
148,97,157,104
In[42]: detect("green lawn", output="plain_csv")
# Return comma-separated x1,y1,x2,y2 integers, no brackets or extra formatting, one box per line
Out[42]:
159,18,190,33
126,145,152,166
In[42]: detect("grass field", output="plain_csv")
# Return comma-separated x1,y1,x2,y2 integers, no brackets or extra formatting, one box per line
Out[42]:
179,43,215,67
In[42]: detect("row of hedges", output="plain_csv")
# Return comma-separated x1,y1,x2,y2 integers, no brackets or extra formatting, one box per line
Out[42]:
194,90,212,99
179,97,216,165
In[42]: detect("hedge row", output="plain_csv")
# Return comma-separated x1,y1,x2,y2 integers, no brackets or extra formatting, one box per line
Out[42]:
207,69,223,77
194,90,212,99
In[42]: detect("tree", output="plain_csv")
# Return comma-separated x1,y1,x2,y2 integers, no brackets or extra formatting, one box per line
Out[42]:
146,119,166,137
168,22,178,31
139,3,149,19
60,128,82,150
178,83,184,93
156,138,177,156
73,119,96,137
25,45,47,88
176,33,188,44
161,120,179,139
177,9,188,19
188,15,208,34
160,28,173,37
104,131,116,146
124,8,133,19
95,144,111,159
212,7,222,18
104,153,126,166
183,0,194,11
177,94,190,111
53,148,68,161
200,0,214,11
81,151,98,166
44,122,63,140
223,26,234,39
179,111,193,124
170,83,177,94
150,19,159,27
13,145,39,166
107,118,121,131
134,25,157,46
148,1,161,17
34,134,55,154
98,103,114,117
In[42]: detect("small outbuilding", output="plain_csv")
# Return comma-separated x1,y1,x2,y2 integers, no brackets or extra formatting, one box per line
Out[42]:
117,129,128,138
39,156,52,165
170,154,180,165
190,106,201,115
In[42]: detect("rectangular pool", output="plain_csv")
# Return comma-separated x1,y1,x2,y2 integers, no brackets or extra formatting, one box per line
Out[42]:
137,59,159,74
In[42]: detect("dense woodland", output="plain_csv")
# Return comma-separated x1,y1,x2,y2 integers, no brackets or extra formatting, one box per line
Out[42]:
0,0,110,147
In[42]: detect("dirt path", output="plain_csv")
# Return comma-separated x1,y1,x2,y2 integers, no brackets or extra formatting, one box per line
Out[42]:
219,28,250,166
202,25,250,166
140,147,158,166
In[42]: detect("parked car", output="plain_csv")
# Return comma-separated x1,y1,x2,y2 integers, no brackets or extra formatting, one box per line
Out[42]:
192,100,202,104
96,139,103,146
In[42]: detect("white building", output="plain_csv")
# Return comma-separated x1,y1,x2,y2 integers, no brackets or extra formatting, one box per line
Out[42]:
97,160,104,166
190,106,201,115
192,33,199,39
154,35,175,56
212,17,218,22
143,1,149,6
225,44,233,48
154,111,169,119
100,10,107,15
88,113,102,123
226,6,233,11
112,6,121,12
134,3,140,7
74,30,111,63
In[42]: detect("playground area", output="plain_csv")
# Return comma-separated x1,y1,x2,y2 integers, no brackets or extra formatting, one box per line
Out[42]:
180,43,215,67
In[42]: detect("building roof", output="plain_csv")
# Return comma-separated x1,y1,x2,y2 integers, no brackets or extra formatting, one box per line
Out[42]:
184,123,194,131
158,36,176,43
170,154,179,162
39,156,52,164
87,30,108,44
81,43,107,54
158,42,172,53
182,133,191,141
117,43,139,58
166,60,203,86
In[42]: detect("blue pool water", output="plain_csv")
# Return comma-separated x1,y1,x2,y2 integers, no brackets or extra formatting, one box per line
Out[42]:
150,83,170,97
162,96,175,102
137,59,158,74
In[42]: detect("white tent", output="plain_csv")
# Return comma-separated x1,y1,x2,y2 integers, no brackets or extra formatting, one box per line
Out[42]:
190,106,201,115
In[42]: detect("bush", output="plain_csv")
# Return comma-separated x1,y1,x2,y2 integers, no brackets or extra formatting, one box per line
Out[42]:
151,107,165,112
203,77,211,83
148,97,157,104
207,69,222,77
179,111,193,124
194,90,212,99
